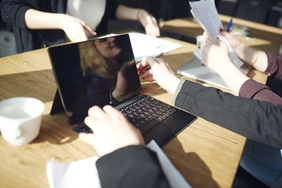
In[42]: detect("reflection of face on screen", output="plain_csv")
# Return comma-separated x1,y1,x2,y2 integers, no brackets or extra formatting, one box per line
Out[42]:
95,37,122,59
51,35,142,124
76,35,141,109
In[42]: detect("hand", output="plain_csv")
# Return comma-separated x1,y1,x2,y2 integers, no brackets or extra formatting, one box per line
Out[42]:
138,10,160,37
60,14,96,42
201,36,232,74
79,105,145,156
137,57,180,94
112,60,142,102
202,35,249,95
220,31,243,54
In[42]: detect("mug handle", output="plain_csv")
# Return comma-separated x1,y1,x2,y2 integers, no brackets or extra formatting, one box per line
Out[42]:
10,123,22,140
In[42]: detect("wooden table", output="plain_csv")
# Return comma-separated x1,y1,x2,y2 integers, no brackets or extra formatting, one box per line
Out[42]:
0,36,267,188
160,14,282,54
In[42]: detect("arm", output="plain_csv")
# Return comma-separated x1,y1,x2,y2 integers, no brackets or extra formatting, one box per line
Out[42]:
202,32,282,103
0,0,30,29
201,35,249,95
220,31,268,72
24,9,95,42
138,57,282,148
96,146,170,188
265,52,282,81
0,0,95,42
79,105,170,188
115,5,160,37
174,79,282,148
239,79,282,105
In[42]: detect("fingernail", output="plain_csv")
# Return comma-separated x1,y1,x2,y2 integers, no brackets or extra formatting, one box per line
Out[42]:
219,28,223,32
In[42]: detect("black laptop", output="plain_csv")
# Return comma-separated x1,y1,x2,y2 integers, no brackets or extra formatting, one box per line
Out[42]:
48,33,197,147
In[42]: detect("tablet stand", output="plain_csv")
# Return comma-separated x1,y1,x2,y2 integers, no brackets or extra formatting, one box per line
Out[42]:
50,89,64,115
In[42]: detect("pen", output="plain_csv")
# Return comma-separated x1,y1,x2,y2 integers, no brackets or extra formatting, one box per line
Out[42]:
226,18,233,32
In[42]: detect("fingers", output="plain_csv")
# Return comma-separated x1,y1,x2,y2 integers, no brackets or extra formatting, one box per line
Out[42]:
102,105,124,118
80,21,96,36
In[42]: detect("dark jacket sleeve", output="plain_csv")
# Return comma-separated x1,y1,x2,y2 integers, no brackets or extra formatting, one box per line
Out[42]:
96,146,170,188
0,0,31,29
174,80,282,148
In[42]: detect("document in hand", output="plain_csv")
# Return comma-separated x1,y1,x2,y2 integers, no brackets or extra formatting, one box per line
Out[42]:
189,0,244,69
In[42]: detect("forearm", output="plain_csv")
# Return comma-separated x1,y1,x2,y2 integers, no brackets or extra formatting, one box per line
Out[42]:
25,9,66,30
96,146,170,188
115,5,151,22
115,5,141,20
214,58,249,96
173,80,282,148
234,43,268,72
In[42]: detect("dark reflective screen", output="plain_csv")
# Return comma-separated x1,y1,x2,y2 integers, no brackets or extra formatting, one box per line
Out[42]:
49,34,142,124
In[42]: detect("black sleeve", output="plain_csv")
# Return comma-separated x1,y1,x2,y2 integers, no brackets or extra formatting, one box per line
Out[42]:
175,80,282,148
0,0,32,29
96,146,170,188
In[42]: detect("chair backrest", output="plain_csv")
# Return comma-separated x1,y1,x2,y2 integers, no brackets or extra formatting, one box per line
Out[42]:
234,0,272,23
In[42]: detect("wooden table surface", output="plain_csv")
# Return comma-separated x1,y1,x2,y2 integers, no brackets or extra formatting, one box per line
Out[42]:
160,14,282,54
0,36,267,188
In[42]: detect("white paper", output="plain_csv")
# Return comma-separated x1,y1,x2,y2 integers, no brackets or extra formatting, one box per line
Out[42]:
190,0,244,69
127,32,182,62
46,140,191,188
146,140,191,188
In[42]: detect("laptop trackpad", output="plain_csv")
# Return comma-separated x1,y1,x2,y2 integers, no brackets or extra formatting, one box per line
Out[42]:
143,124,174,148
165,110,195,135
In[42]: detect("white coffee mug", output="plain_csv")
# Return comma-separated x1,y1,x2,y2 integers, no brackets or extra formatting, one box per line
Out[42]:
0,97,45,146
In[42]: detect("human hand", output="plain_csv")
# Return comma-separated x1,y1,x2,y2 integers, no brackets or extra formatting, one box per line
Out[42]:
137,10,160,37
137,57,180,94
79,105,145,156
220,30,243,54
113,60,142,102
201,36,233,74
60,14,96,42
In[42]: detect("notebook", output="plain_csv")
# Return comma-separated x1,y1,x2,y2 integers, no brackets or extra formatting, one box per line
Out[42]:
48,33,197,147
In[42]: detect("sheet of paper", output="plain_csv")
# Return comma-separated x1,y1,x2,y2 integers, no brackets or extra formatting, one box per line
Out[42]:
190,0,244,68
127,32,182,62
95,32,182,62
46,140,191,188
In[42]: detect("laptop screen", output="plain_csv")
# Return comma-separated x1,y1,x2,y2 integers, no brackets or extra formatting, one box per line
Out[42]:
48,34,142,124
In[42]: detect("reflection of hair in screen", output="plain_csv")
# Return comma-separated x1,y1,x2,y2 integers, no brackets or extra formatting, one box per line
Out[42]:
78,41,117,107
68,35,141,123
80,41,117,79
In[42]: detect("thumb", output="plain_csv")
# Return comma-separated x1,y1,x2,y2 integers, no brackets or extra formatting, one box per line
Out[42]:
142,56,157,68
216,37,227,48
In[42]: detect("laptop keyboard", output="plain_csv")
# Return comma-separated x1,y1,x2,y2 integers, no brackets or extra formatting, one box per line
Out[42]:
73,96,178,134
120,96,177,133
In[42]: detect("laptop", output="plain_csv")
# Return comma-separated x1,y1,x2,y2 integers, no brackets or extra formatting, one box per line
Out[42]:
48,33,197,147
177,57,250,90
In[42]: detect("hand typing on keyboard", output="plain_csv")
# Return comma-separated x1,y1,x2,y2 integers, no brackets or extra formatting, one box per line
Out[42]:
79,105,145,156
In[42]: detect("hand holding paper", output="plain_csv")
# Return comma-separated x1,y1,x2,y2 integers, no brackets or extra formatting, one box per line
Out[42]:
190,0,244,69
